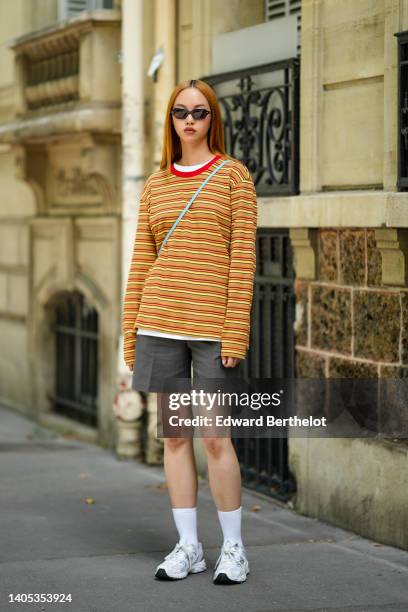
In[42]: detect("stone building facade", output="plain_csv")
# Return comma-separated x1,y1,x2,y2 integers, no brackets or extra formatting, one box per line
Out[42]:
0,3,123,446
0,0,407,550
286,0,408,550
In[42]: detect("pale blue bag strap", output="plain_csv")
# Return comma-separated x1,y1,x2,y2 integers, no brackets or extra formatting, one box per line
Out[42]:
158,158,231,256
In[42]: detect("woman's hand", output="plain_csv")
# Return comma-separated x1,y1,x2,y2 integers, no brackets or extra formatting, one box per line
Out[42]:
221,356,241,368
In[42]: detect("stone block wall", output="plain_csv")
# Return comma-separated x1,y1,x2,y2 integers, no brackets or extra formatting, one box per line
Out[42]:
290,227,408,550
294,228,408,380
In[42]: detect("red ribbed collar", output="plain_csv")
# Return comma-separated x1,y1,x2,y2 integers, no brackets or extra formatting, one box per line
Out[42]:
170,154,222,177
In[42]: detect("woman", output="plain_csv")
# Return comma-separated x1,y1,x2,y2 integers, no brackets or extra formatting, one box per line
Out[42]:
122,78,257,584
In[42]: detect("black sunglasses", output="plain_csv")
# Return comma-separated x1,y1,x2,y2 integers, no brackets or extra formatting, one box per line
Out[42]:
171,107,211,120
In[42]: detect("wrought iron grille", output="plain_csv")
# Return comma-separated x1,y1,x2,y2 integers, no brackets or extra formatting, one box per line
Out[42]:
201,58,300,196
234,229,297,502
395,29,408,190
49,290,98,427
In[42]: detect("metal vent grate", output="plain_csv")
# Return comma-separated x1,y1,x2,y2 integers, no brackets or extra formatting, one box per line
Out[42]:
266,0,301,19
265,0,301,55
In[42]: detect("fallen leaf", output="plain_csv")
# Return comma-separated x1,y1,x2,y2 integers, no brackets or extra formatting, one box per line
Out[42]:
250,504,262,512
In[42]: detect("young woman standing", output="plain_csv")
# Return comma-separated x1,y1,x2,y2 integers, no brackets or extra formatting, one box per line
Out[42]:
122,79,257,584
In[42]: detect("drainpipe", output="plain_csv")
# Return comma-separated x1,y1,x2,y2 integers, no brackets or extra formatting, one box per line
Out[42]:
115,0,145,456
120,0,144,375
153,0,176,165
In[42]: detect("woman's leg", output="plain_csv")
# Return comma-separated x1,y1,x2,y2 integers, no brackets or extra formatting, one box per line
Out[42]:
187,339,243,512
159,392,198,507
202,437,243,546
158,392,200,546
202,437,241,511
163,437,198,506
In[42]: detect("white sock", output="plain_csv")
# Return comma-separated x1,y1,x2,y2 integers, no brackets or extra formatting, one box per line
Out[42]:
217,506,243,546
171,507,198,545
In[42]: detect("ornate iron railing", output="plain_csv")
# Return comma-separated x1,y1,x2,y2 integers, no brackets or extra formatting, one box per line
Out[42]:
234,229,297,502
201,58,300,196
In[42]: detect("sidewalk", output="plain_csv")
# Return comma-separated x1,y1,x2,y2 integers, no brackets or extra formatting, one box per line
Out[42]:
1,404,408,612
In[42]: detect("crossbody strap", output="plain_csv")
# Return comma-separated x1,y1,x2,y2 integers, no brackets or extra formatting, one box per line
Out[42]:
158,158,231,256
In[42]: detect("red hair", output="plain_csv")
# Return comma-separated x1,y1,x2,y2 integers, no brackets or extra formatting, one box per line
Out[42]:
160,78,234,170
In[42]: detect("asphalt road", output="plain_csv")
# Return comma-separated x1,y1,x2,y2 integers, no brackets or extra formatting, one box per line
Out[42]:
1,404,408,612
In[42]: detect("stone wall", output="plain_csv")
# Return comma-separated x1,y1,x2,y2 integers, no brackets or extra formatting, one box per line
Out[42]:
290,227,408,550
294,228,408,378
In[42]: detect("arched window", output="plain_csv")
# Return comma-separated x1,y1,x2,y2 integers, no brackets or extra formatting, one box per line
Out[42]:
50,290,99,427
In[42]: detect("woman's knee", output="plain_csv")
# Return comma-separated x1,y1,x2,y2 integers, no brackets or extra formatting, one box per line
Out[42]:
163,437,192,452
202,436,231,458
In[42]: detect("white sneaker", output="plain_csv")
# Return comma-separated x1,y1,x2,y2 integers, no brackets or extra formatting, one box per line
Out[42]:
155,540,207,580
213,539,250,584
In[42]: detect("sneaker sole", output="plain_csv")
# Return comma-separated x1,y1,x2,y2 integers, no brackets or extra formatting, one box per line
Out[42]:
213,572,246,584
155,558,207,580
213,565,250,585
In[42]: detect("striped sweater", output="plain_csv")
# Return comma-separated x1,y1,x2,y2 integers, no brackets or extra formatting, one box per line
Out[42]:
137,156,221,342
122,153,257,369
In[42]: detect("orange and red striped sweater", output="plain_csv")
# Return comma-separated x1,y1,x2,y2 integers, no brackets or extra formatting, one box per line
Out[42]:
122,153,258,369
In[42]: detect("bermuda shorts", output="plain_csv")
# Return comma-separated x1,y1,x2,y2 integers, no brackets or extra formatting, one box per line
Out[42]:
131,334,245,394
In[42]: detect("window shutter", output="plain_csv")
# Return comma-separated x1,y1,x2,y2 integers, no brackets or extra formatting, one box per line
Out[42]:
59,0,88,20
265,0,301,55
58,0,113,20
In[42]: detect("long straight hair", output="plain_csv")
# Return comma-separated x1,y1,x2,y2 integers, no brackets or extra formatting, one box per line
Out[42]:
160,79,234,170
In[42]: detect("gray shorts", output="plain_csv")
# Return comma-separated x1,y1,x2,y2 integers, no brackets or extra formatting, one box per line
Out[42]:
131,334,245,393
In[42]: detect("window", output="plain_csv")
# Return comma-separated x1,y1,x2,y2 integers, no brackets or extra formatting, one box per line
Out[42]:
58,0,114,21
395,29,408,190
50,290,99,428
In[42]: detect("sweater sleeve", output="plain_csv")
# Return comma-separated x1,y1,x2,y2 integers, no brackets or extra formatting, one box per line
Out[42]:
221,170,257,359
122,177,157,370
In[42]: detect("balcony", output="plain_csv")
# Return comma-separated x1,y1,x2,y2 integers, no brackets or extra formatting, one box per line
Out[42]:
0,9,121,143
202,58,300,197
